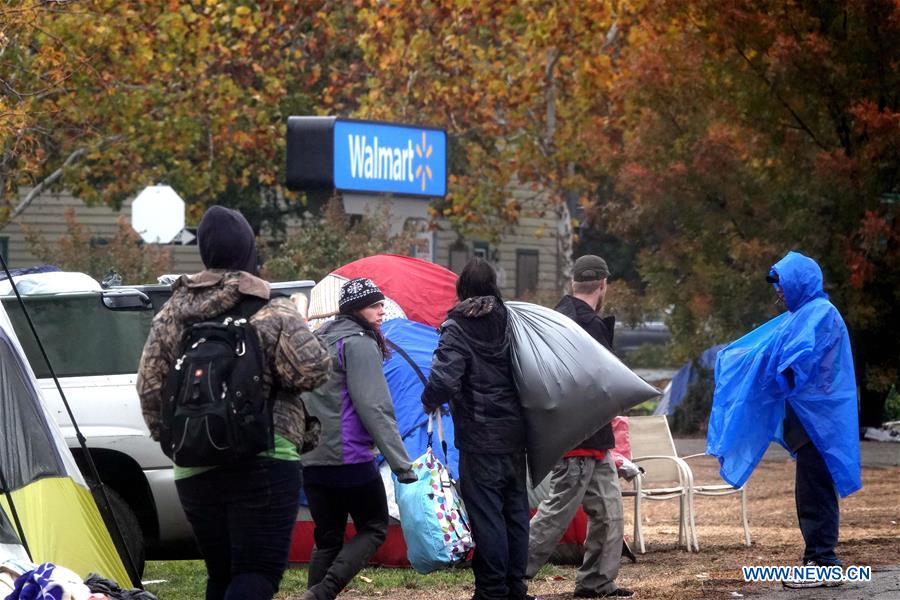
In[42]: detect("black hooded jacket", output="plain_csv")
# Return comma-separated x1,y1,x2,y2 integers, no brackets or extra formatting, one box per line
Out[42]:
555,295,616,451
421,296,526,454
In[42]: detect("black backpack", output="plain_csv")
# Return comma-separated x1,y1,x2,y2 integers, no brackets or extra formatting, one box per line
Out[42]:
159,296,274,466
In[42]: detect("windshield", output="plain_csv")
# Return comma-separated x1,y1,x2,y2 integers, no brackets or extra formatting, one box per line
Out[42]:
1,294,152,379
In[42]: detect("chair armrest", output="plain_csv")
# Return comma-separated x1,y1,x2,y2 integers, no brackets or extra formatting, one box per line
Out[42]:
679,453,741,489
632,455,694,489
681,453,707,461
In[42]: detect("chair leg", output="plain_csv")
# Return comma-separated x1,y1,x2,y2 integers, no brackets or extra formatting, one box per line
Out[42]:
634,492,645,554
741,487,751,547
688,490,699,552
678,495,686,549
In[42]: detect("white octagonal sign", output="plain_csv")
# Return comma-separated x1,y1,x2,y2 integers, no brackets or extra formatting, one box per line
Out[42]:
131,185,185,244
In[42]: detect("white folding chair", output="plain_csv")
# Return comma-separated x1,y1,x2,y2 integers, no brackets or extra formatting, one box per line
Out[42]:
621,415,696,552
682,451,751,549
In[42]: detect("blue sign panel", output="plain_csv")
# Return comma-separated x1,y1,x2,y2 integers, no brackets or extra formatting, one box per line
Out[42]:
333,120,447,198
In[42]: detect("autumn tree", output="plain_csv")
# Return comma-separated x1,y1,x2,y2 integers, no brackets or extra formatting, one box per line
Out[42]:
354,0,642,288
0,1,96,222
262,197,415,282
1,1,364,234
605,0,900,424
23,209,171,284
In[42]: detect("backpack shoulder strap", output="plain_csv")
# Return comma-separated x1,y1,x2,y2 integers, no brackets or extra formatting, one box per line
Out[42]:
225,294,270,321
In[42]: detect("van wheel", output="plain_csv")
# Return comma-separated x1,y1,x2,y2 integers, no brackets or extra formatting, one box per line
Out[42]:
98,486,146,578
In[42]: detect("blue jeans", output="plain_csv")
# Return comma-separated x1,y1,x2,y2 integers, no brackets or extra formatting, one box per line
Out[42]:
459,452,530,600
795,443,840,566
176,458,302,600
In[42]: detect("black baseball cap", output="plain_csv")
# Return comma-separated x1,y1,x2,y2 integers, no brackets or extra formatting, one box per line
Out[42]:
573,255,610,282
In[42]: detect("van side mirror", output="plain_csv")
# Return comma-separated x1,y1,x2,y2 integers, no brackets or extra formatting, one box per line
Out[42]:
101,290,152,310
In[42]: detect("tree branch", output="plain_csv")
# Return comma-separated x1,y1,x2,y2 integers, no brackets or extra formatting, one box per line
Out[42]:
543,48,560,156
1,133,124,230
732,45,829,151
1,146,87,229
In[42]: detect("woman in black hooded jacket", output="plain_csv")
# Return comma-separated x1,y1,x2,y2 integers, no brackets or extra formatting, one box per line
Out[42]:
422,258,530,600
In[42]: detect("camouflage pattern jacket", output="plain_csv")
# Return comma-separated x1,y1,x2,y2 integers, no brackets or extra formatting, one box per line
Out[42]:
136,270,331,450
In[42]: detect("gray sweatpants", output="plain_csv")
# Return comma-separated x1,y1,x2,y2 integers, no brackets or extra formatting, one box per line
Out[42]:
526,455,624,595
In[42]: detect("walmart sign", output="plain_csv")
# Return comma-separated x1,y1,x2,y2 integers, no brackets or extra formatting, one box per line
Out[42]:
334,121,446,197
286,117,447,198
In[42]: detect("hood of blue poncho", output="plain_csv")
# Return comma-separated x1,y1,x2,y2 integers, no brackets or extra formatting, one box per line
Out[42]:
769,251,828,312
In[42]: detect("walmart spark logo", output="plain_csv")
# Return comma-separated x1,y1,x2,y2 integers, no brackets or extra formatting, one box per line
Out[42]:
415,131,434,192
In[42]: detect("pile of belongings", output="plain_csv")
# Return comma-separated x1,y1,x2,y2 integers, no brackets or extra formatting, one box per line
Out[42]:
1,560,156,600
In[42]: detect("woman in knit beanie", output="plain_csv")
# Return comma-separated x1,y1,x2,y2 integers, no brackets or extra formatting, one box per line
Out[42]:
299,278,416,600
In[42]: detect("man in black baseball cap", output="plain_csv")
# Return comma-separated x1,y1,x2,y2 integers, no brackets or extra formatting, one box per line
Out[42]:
526,255,633,598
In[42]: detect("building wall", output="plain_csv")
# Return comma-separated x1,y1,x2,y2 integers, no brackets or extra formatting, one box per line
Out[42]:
434,219,565,301
2,189,569,297
0,191,202,276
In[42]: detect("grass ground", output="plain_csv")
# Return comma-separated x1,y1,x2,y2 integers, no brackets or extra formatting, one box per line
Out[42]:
144,456,899,600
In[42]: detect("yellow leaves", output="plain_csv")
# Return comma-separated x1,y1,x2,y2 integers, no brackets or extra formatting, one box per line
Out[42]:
179,4,199,24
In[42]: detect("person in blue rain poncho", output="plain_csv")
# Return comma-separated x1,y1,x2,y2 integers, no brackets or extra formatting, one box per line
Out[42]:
708,251,860,585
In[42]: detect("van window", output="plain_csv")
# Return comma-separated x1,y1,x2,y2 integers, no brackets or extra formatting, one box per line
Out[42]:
1,280,314,379
1,294,153,379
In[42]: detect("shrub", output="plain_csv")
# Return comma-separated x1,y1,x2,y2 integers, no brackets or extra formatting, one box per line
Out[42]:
23,209,171,284
262,198,416,282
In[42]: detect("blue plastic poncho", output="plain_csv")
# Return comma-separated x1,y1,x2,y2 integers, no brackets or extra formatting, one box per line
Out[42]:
707,251,861,497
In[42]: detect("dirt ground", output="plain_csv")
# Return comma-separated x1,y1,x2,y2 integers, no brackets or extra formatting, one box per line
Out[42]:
311,456,900,600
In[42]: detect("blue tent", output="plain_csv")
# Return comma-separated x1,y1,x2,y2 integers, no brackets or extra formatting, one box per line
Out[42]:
381,318,459,476
654,344,725,416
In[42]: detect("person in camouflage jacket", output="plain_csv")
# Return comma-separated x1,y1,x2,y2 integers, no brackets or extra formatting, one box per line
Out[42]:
136,205,330,600
137,269,330,451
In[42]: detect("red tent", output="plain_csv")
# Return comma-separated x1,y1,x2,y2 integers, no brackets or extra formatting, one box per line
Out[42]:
333,254,457,327
289,513,588,568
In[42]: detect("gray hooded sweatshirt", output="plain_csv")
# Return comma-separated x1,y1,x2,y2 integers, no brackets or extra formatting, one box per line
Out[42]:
301,316,411,472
